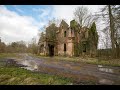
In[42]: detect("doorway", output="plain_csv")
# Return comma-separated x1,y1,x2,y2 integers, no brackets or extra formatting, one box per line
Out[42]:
83,43,86,52
48,44,54,56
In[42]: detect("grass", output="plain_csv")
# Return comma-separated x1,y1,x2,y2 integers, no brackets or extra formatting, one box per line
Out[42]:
34,55,120,67
0,67,72,85
0,53,18,59
0,53,72,85
0,53,119,85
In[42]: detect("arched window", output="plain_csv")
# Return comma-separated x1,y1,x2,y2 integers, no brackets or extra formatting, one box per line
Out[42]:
64,44,66,51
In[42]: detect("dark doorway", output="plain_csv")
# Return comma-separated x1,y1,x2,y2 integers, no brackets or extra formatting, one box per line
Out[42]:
48,44,54,56
64,31,66,37
83,44,86,52
64,44,66,51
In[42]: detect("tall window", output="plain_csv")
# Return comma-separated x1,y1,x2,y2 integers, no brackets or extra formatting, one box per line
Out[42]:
83,44,86,52
64,44,66,51
64,31,66,37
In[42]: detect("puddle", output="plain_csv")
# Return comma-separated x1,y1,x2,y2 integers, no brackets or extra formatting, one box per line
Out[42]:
18,60,39,71
99,68,113,73
22,60,31,67
21,67,35,71
98,65,103,68
99,79,114,85
98,65,114,73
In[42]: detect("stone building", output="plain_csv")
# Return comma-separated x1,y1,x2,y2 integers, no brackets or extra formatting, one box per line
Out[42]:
38,20,98,57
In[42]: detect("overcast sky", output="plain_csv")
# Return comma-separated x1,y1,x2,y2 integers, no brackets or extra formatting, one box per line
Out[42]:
0,5,106,48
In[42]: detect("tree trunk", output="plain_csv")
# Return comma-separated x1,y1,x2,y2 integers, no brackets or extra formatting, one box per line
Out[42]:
108,5,116,58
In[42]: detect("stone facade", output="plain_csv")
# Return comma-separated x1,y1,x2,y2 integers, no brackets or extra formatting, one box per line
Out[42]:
38,20,98,57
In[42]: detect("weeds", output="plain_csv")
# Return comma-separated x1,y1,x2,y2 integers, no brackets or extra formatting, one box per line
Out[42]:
0,67,72,85
35,55,120,67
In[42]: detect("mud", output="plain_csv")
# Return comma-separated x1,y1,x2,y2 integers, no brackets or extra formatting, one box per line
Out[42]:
6,53,120,85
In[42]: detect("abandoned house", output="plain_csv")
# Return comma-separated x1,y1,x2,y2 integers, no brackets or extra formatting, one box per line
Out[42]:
38,20,98,57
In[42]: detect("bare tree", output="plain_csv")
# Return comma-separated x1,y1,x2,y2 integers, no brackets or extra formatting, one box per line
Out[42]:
100,5,120,58
74,6,98,28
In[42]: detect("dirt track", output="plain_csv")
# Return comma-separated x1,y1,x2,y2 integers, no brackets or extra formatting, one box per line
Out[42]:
14,54,120,85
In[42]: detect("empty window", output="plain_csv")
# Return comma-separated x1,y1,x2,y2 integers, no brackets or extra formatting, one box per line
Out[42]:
64,44,66,51
64,31,66,37
83,44,86,52
71,29,72,34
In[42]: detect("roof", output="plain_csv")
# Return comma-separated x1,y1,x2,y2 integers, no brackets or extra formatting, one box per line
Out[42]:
60,20,69,27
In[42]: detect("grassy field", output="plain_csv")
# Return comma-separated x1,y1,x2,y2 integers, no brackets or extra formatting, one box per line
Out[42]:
0,53,72,85
0,53,18,59
35,55,120,67
0,67,72,85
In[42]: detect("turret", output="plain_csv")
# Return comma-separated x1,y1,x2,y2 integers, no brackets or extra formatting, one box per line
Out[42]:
70,20,78,29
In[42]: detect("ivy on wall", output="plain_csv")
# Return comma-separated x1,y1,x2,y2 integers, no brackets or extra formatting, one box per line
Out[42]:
88,22,98,57
71,20,98,57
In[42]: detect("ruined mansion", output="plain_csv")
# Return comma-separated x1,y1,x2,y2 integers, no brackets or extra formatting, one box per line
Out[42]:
38,20,98,57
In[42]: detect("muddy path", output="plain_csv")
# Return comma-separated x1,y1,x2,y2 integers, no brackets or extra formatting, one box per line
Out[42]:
11,53,120,85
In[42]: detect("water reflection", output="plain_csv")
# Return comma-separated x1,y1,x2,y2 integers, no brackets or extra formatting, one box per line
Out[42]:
99,68,113,73
19,60,39,71
98,65,113,73
98,65,103,68
99,79,114,85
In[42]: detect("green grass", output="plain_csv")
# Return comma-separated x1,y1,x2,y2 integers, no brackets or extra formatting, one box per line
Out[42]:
35,55,120,67
0,53,72,85
0,67,72,85
0,53,18,59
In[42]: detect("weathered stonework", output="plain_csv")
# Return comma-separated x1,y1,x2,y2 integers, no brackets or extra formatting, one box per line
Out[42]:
38,20,98,57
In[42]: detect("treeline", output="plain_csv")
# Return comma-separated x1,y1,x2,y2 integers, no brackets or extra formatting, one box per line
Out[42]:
0,38,38,54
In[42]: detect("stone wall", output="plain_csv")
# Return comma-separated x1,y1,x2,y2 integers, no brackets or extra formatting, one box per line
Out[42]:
38,20,98,57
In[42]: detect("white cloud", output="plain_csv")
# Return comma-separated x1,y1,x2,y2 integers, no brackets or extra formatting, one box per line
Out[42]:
40,9,50,18
16,8,24,13
52,5,104,25
13,5,24,13
0,5,40,44
33,7,52,29
33,8,50,18
52,5,77,25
